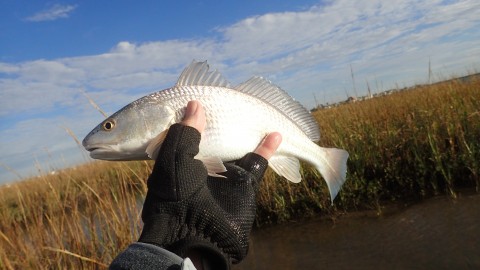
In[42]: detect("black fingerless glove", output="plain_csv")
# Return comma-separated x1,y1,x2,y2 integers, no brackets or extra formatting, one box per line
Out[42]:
138,124,268,269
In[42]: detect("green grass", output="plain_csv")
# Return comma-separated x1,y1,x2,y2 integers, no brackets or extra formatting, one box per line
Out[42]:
1,76,479,269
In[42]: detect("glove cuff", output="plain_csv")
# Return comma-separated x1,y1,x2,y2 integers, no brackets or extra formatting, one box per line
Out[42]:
170,237,231,270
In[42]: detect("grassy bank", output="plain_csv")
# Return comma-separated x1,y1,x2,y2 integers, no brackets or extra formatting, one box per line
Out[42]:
1,76,479,268
256,76,480,222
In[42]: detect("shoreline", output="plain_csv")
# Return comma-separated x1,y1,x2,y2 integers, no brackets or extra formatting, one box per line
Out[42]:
254,188,478,229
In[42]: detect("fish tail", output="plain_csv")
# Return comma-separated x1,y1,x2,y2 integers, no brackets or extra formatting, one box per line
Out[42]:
314,147,349,203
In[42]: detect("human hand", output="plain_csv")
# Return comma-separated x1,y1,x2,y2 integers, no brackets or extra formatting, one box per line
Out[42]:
138,100,281,269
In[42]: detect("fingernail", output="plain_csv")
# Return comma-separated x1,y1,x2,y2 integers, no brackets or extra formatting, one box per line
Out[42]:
185,100,198,118
272,132,282,145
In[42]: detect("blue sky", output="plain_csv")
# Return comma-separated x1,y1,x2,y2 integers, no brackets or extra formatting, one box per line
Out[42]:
1,0,479,184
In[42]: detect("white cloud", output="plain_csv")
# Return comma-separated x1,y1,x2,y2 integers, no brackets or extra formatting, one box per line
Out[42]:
25,4,77,22
0,113,94,182
1,0,480,183
0,63,19,73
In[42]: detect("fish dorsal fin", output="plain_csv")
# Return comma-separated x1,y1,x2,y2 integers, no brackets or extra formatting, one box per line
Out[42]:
176,61,231,87
235,76,320,142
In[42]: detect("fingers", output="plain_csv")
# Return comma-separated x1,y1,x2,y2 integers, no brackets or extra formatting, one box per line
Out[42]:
254,132,282,160
182,100,206,133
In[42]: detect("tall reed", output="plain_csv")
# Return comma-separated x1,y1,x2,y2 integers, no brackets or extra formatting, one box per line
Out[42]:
0,161,150,269
257,76,480,222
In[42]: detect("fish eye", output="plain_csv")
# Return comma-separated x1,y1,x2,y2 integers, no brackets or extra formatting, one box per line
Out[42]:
102,119,116,131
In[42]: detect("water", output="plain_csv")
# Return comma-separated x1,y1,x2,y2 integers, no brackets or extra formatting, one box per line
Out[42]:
235,194,480,270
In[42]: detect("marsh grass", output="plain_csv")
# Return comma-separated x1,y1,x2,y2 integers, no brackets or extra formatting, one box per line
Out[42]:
1,76,479,268
0,161,151,269
326,78,480,205
256,76,479,223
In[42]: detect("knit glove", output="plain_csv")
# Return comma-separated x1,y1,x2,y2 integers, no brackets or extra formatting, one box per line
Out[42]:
138,123,268,269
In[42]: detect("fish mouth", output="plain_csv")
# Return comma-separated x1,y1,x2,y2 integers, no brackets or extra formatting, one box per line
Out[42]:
84,144,146,160
84,144,117,158
84,144,112,152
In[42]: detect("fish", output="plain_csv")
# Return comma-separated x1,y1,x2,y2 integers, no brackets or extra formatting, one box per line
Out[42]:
82,61,349,201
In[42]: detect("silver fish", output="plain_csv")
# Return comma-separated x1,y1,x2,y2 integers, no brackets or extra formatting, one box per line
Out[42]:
82,61,349,200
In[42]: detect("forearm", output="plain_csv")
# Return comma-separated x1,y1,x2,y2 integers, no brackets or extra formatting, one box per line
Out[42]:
109,242,190,270
110,242,226,270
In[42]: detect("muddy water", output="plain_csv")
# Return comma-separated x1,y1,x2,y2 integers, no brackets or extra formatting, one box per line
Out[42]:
235,194,480,270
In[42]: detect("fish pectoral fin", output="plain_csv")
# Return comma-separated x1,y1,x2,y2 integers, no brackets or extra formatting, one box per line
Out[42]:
198,156,227,178
269,155,302,183
146,129,169,160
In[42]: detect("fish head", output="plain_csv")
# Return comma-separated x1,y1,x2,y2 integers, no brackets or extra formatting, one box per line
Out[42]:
82,101,175,160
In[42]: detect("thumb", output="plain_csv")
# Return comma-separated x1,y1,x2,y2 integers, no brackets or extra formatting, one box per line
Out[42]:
182,100,206,134
254,132,282,160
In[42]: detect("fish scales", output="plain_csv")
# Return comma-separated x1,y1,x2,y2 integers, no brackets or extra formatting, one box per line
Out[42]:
151,85,303,160
82,61,349,201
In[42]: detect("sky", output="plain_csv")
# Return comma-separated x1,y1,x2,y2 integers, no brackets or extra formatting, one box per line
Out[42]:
1,0,479,184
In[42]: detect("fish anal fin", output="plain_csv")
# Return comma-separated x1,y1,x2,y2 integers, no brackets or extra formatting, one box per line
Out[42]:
269,155,302,183
146,129,169,160
198,156,227,178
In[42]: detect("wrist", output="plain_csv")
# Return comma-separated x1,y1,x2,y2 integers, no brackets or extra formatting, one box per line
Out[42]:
170,238,230,270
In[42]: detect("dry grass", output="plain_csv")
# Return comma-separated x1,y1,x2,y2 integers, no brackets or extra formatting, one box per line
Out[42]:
0,161,150,269
1,76,479,268
257,76,479,222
